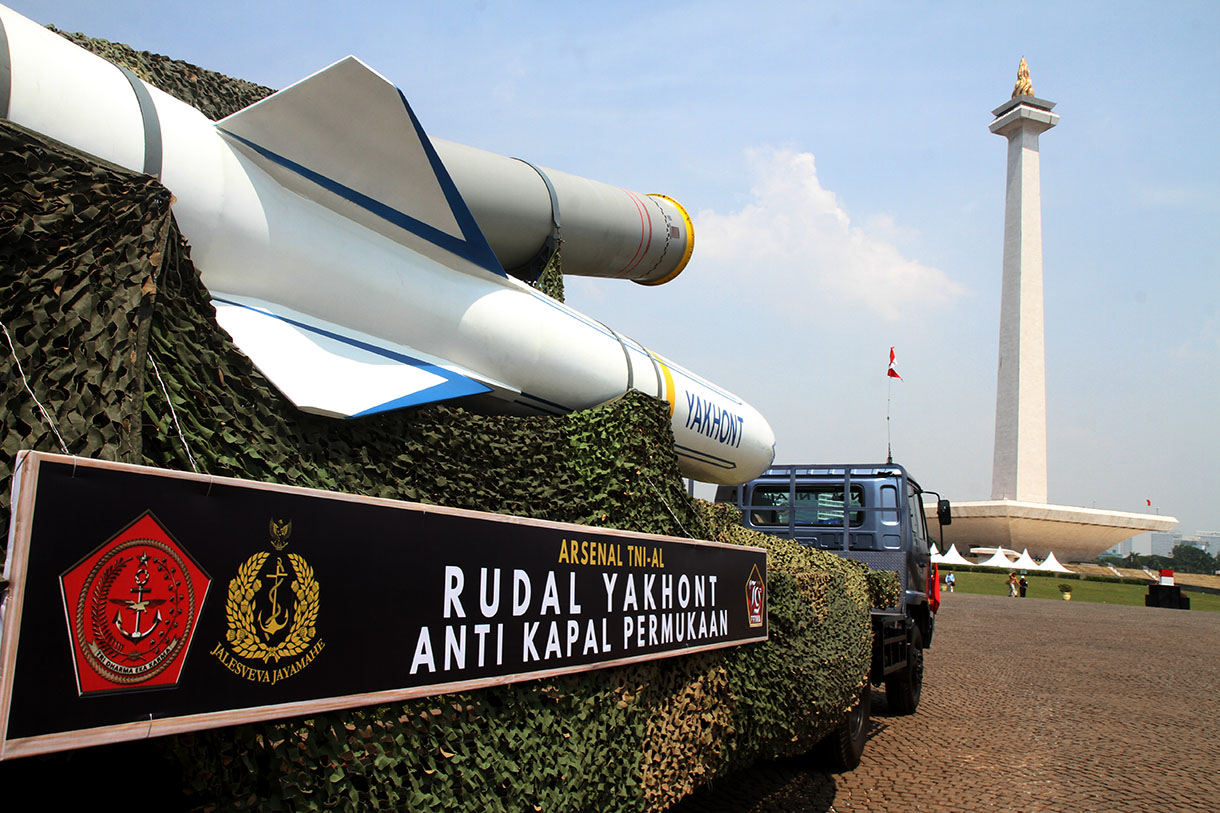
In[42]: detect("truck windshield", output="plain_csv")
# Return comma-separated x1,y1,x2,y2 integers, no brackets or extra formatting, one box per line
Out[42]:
747,485,865,527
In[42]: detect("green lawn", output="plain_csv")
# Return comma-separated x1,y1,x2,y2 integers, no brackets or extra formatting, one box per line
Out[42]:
941,570,1220,612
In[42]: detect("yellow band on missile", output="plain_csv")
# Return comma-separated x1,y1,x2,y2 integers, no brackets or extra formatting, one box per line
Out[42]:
639,194,694,286
648,350,677,417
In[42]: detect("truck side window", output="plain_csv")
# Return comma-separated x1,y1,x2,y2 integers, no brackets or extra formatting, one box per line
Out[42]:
747,485,865,527
879,485,899,526
746,486,789,526
794,486,864,527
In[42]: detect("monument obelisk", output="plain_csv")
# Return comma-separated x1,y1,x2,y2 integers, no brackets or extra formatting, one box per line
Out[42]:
989,59,1057,502
938,60,1178,562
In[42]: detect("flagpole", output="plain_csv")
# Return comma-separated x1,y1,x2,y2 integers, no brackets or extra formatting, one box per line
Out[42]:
886,375,892,464
886,346,899,464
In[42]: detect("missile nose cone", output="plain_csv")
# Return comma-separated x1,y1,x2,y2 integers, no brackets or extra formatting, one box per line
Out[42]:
668,381,775,485
736,404,777,481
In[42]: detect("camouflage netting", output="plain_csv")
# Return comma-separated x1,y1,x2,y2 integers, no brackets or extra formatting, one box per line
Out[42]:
531,245,567,302
866,568,903,609
0,34,878,811
0,121,171,524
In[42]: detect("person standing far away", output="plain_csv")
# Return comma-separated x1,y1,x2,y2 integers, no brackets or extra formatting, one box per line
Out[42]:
1018,574,1028,598
1008,572,1019,598
945,571,955,592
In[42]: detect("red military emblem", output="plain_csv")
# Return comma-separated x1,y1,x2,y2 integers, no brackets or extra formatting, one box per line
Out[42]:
745,563,765,628
60,512,210,694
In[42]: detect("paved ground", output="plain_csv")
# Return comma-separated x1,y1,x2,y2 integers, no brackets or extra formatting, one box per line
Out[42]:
673,592,1220,812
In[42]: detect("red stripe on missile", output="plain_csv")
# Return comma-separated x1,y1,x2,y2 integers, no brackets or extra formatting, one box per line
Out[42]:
616,189,651,276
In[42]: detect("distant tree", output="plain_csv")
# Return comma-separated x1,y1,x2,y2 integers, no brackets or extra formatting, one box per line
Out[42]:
1095,554,1124,567
1172,543,1217,575
1122,552,1145,569
1144,554,1174,571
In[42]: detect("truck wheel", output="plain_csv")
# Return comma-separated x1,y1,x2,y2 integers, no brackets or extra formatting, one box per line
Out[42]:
884,625,923,715
815,682,871,772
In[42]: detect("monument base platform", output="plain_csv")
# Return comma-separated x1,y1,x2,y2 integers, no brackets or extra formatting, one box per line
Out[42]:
927,500,1178,563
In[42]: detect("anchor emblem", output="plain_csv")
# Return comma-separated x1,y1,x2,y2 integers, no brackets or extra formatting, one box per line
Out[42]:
219,517,321,676
258,557,290,638
110,553,166,642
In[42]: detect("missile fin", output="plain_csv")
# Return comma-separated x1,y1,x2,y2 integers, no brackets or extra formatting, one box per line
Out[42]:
212,296,509,419
216,56,504,280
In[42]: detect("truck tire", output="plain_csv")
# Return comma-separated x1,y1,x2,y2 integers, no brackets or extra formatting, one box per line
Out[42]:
884,625,923,715
815,682,871,772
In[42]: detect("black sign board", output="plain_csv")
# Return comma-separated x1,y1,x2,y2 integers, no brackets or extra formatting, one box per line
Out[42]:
0,452,767,759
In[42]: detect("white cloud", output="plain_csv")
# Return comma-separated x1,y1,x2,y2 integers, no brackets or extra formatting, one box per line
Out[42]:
694,147,964,321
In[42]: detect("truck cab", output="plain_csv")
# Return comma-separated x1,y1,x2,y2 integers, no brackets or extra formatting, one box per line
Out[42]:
715,463,948,717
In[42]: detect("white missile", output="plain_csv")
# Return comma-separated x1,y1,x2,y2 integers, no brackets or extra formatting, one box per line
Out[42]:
434,138,695,285
0,5,775,484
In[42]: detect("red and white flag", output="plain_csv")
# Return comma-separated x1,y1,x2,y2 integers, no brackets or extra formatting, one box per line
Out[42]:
887,347,902,380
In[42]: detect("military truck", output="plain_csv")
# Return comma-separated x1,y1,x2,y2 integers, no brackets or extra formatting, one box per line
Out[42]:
715,463,950,769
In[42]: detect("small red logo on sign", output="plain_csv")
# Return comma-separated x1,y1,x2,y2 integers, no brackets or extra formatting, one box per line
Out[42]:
60,512,210,694
745,564,765,628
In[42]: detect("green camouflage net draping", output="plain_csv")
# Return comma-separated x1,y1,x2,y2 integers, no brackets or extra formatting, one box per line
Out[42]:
0,121,170,531
532,245,567,302
0,37,876,811
867,569,903,609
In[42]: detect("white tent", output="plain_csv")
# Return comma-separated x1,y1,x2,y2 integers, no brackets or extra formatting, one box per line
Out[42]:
938,544,973,567
1010,549,1040,570
1038,552,1073,573
976,548,1016,569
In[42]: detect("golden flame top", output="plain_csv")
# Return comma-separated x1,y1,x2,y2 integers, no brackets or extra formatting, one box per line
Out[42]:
1012,57,1034,98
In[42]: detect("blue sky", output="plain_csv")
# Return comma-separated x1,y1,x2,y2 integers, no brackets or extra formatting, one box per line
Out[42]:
13,1,1219,539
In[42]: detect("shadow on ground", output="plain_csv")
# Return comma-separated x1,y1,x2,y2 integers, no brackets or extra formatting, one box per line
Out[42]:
667,689,905,813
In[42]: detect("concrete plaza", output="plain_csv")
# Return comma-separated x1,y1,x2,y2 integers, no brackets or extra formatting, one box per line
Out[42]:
674,592,1219,812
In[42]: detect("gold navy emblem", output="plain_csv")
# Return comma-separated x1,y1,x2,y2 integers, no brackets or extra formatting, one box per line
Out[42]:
212,518,325,683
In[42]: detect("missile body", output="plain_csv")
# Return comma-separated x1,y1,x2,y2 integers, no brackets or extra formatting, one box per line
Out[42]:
433,138,694,285
0,5,774,484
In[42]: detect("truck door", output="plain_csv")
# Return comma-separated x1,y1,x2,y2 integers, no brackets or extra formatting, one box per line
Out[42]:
906,484,931,602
